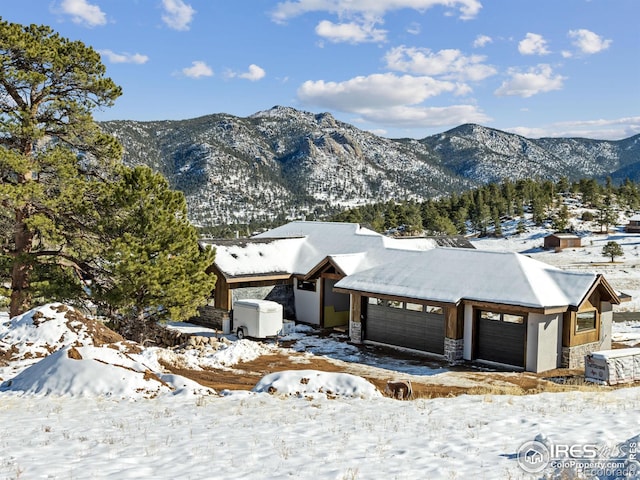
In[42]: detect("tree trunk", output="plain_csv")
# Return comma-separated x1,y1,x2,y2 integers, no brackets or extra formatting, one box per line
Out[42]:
9,208,34,318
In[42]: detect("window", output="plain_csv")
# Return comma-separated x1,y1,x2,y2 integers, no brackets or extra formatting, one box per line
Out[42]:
480,310,524,324
576,310,597,332
297,279,316,292
480,311,501,321
425,305,444,315
406,303,424,312
503,314,525,324
388,301,404,309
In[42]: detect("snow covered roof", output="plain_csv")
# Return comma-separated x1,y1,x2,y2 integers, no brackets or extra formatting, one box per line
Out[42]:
547,233,580,239
202,237,306,278
335,248,610,310
217,221,440,276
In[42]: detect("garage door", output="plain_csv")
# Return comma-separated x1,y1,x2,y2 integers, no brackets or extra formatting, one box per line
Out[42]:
475,311,525,368
365,303,445,355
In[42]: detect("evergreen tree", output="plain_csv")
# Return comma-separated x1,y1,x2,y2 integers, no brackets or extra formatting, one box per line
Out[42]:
578,178,601,206
91,166,216,336
492,208,502,236
556,177,570,194
430,215,457,235
602,241,623,263
0,20,122,317
402,201,423,235
595,193,617,233
452,205,468,234
0,20,216,333
552,205,570,231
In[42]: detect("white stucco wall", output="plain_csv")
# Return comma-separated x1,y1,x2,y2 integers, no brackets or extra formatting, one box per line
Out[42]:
294,285,320,325
527,313,561,373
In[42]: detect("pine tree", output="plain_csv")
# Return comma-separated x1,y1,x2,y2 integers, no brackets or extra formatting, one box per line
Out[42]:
0,20,122,317
91,166,216,337
0,20,216,333
602,241,623,263
552,205,570,231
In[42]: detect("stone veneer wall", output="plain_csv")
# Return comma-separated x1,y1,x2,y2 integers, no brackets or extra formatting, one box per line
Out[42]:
192,306,231,331
562,341,602,369
444,338,464,363
231,285,295,319
349,320,362,344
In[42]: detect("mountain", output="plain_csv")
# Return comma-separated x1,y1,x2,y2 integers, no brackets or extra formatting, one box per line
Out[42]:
420,124,640,183
100,106,640,227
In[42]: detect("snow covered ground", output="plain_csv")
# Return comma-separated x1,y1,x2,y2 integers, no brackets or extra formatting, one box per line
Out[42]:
1,226,640,479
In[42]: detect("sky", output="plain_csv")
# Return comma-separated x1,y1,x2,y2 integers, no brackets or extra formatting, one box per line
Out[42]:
1,0,638,140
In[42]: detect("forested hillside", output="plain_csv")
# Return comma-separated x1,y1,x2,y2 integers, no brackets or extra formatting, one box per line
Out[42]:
100,107,640,230
332,177,640,238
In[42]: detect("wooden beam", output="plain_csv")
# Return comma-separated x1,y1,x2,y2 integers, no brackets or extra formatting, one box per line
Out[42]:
226,274,292,284
333,288,454,309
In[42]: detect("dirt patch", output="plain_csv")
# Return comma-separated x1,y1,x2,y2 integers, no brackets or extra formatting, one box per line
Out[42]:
62,309,126,347
159,346,607,399
67,347,83,360
0,344,20,364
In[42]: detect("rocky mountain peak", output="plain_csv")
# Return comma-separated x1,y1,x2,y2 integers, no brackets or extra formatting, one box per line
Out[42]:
100,108,640,228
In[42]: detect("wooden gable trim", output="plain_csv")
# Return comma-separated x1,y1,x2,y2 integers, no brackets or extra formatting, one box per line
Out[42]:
576,274,621,309
304,256,347,281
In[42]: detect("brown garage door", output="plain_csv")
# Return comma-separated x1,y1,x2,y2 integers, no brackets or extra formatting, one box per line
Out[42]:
475,310,526,368
365,302,445,355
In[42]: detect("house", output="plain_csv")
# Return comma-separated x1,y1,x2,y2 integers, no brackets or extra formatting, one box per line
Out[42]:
543,233,581,250
200,221,626,373
625,214,640,233
201,222,443,327
334,247,622,372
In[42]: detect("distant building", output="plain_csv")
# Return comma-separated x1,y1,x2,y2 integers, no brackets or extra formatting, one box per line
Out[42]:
543,233,581,250
625,214,640,233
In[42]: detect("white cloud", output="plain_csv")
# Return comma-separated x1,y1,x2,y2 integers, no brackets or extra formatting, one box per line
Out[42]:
162,0,196,31
494,64,565,98
239,64,267,81
568,29,612,54
407,22,421,35
518,33,550,55
473,35,492,48
315,20,387,43
509,116,640,140
358,104,491,128
225,64,266,81
181,61,213,79
59,0,106,27
384,46,497,82
297,73,458,111
99,50,149,64
271,0,482,23
296,72,489,128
